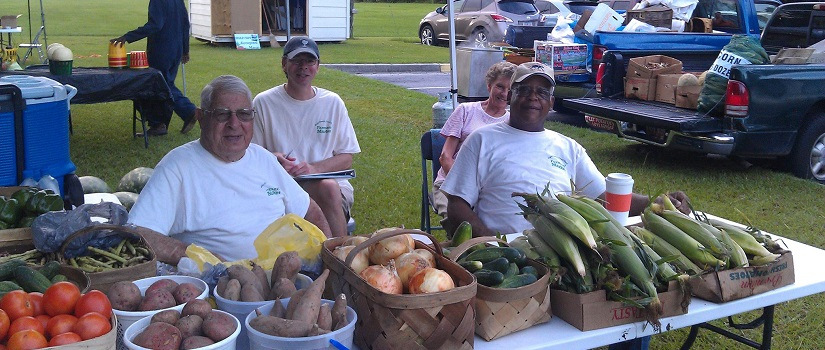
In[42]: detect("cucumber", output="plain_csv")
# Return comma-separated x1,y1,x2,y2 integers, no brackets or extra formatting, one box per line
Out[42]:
458,260,483,273
474,269,505,287
451,221,473,247
503,262,519,279
497,273,538,289
481,257,510,274
13,265,52,293
520,265,539,277
462,247,527,266
50,274,68,283
0,259,26,280
0,280,23,297
39,261,62,279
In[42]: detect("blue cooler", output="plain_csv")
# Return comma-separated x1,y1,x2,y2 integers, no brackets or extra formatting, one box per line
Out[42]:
0,75,78,196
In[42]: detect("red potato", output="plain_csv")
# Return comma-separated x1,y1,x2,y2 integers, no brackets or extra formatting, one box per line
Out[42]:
145,279,179,295
202,311,237,342
107,281,142,311
133,322,182,350
175,315,204,339
181,336,215,349
139,290,177,311
181,299,212,319
172,282,203,304
150,309,181,324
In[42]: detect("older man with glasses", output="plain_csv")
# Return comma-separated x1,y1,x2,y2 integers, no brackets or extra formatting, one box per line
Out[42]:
128,75,331,265
440,62,687,239
252,36,360,238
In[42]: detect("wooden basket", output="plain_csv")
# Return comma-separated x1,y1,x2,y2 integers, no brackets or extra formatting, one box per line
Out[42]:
321,228,476,350
59,224,156,293
449,236,554,341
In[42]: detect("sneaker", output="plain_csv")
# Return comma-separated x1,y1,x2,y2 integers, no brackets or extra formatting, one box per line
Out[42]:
146,123,168,136
181,109,200,134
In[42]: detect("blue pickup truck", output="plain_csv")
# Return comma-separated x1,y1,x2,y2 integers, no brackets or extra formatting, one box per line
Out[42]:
565,2,825,183
553,0,761,111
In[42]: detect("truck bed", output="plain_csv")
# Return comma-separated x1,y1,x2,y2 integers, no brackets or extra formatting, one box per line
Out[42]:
566,97,722,133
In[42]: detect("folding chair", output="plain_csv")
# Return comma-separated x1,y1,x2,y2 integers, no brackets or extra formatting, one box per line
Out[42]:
420,129,447,234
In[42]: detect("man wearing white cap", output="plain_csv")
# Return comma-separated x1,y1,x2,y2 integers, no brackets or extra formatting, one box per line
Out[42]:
252,36,360,238
441,62,687,238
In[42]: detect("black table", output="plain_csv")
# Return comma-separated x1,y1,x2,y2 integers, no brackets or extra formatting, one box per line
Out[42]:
0,66,173,148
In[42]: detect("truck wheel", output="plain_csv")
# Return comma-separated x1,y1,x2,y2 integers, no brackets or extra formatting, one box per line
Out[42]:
420,25,435,46
788,113,825,184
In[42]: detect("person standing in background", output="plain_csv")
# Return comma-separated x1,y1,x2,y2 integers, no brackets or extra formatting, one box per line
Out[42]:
111,0,199,136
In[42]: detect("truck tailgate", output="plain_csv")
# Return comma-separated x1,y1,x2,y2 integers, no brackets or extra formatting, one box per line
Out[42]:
566,98,723,133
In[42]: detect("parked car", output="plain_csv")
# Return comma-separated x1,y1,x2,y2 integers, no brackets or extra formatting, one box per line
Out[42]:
535,0,598,24
755,0,783,30
419,0,542,47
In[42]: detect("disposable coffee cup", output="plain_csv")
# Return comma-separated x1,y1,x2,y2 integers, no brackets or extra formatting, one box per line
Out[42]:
604,173,634,226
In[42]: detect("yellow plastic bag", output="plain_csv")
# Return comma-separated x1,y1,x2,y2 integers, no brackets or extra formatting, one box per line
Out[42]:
185,244,222,272
252,214,326,273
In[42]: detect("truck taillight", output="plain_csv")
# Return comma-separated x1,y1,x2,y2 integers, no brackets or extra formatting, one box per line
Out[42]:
593,46,607,61
595,63,606,93
490,14,512,22
725,80,749,117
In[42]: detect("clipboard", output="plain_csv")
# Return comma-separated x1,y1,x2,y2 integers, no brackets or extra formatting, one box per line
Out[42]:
295,169,356,181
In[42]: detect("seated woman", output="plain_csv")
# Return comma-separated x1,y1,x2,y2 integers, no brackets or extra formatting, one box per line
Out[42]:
432,61,517,224
128,75,331,264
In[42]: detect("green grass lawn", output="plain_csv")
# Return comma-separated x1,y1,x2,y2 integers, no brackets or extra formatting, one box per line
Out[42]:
4,2,825,349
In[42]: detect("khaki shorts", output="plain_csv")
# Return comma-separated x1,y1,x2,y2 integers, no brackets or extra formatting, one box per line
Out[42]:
431,179,448,218
341,184,354,220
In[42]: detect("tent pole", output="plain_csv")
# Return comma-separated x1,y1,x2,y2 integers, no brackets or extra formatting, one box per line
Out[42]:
448,0,458,109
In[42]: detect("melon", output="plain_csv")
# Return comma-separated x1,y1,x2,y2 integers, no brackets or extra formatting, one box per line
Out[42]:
117,167,154,194
78,176,111,194
113,192,139,211
677,73,700,87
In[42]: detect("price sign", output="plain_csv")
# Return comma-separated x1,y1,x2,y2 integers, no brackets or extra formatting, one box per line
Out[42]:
234,34,261,50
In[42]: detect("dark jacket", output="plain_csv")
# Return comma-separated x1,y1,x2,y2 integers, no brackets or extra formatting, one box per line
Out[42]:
122,0,189,69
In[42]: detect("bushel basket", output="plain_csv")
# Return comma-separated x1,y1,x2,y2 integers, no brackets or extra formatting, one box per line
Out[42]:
59,224,157,293
322,228,476,350
449,236,554,341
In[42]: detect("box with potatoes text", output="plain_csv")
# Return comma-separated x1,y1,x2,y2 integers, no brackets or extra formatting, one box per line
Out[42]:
689,251,794,303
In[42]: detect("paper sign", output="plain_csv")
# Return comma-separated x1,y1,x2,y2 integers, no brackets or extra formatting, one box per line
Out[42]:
234,34,261,50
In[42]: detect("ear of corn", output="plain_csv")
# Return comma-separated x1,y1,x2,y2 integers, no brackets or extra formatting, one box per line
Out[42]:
631,226,702,275
718,224,780,260
524,228,561,267
519,192,597,250
520,205,587,277
641,209,725,270
714,228,749,268
659,210,730,260
709,219,783,254
510,234,541,260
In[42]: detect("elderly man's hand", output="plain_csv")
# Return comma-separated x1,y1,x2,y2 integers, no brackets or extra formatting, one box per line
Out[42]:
655,191,691,214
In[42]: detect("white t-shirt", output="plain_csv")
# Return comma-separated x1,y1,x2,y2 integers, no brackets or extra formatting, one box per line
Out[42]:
251,85,361,193
128,140,311,262
440,123,606,234
436,101,508,183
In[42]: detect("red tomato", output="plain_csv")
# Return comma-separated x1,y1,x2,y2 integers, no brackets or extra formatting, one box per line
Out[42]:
7,317,44,338
45,314,78,339
47,332,82,346
5,329,47,350
71,312,110,340
0,291,33,321
74,290,112,319
0,309,9,340
33,315,49,331
26,293,43,317
42,282,80,316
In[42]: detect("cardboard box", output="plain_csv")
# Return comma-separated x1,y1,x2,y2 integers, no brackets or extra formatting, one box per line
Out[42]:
627,55,683,79
534,41,589,76
625,5,673,28
675,85,701,109
655,74,683,104
625,76,657,101
550,281,689,331
687,17,713,33
1,15,19,28
690,252,794,303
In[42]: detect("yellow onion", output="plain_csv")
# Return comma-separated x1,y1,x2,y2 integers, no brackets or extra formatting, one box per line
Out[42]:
344,235,369,247
395,252,432,291
360,260,402,294
408,267,455,294
333,245,369,274
413,248,436,268
368,233,414,265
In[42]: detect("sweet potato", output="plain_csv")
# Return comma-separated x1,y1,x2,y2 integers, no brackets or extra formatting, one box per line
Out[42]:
284,289,305,320
227,265,263,295
202,311,237,342
175,315,204,339
271,251,301,284
307,324,330,337
181,336,215,349
172,282,203,304
145,279,179,295
181,299,212,319
133,322,182,350
139,289,176,311
216,276,229,297
240,282,265,302
248,315,313,338
331,293,348,331
222,279,241,301
251,262,271,298
290,269,329,324
107,281,142,311
150,309,181,325
269,298,286,318
268,277,297,300
317,304,332,331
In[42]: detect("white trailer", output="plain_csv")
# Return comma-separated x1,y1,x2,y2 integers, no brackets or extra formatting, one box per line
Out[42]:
190,0,351,44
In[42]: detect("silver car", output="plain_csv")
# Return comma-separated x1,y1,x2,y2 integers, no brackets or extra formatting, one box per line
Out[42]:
419,0,542,47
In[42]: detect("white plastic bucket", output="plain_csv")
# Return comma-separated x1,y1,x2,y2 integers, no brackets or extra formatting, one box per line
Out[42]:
245,299,357,350
213,273,311,350
123,309,240,350
113,275,209,350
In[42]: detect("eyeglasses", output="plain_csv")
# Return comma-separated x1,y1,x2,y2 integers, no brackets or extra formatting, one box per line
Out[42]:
205,108,255,122
511,85,554,100
288,57,318,66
